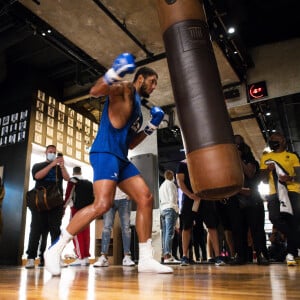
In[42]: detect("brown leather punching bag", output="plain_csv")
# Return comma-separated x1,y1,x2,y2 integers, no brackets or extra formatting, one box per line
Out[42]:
156,0,243,199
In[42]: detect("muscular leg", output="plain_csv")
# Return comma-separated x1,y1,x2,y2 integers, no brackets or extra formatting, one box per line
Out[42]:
119,175,153,243
182,228,192,257
66,179,116,236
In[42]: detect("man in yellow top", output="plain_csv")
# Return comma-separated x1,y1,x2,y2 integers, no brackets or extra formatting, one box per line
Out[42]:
260,132,300,266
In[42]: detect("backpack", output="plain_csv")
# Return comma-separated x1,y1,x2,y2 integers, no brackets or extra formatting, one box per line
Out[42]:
72,178,94,209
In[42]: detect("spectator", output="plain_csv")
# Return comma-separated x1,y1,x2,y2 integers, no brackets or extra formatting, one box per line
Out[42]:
176,160,225,266
228,135,269,265
94,187,135,267
25,145,69,269
260,132,300,266
159,170,180,263
64,166,94,266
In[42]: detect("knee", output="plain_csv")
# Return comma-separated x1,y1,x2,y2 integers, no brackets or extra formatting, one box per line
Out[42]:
135,192,153,209
92,200,112,218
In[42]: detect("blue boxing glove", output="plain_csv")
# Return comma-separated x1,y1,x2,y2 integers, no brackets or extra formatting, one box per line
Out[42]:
144,106,165,135
104,53,136,85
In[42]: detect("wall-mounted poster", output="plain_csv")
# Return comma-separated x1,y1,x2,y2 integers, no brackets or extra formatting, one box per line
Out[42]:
36,111,43,123
1,126,9,136
76,140,81,150
20,110,28,121
36,100,44,112
48,106,55,117
76,150,81,160
76,131,82,141
66,146,73,156
35,122,43,133
85,126,90,135
67,108,75,118
68,117,73,127
47,127,53,137
67,126,73,136
57,132,63,143
10,123,18,133
93,123,98,137
37,90,45,101
84,153,89,163
0,136,8,146
48,96,56,107
76,119,82,131
19,121,27,131
46,137,53,146
18,131,26,142
8,134,16,144
11,113,18,123
58,111,64,122
57,122,64,132
57,142,63,153
58,102,65,113
2,115,9,126
47,117,54,127
34,133,42,144
67,136,73,146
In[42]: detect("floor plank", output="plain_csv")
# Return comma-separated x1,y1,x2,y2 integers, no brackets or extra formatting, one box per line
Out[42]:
0,263,299,299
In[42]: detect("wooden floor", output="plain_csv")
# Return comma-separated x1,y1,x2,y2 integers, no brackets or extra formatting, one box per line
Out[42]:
0,262,299,300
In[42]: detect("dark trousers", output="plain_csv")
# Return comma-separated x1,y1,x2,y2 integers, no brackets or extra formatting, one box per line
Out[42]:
192,219,207,261
26,206,63,259
227,197,268,261
267,192,300,257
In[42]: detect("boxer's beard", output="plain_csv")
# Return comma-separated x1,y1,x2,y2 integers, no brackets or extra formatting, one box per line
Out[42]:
139,82,150,98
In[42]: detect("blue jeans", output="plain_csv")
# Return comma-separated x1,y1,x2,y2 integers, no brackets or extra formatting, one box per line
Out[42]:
101,198,132,255
161,208,178,256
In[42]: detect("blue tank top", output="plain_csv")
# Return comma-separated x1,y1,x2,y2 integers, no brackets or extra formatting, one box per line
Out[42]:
90,90,143,161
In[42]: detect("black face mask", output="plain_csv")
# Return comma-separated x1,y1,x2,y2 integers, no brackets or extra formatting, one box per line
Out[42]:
236,143,245,152
269,140,280,151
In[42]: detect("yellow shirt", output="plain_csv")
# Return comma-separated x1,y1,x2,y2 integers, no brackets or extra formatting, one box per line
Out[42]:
260,150,300,195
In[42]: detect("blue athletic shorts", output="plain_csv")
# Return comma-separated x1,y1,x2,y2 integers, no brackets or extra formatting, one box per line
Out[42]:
90,152,140,183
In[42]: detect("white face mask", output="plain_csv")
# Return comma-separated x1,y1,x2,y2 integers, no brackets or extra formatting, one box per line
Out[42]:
47,153,56,161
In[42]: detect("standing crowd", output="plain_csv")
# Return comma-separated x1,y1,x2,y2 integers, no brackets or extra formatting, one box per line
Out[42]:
24,53,300,274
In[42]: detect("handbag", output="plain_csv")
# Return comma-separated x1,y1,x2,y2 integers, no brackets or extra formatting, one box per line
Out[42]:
26,166,63,211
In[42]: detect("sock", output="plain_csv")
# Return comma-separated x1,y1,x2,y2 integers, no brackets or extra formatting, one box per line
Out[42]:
139,239,153,260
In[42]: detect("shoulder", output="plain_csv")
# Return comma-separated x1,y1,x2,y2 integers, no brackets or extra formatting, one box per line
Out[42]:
109,81,133,97
32,161,49,171
70,177,79,183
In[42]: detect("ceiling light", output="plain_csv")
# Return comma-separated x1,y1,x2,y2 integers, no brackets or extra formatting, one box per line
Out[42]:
228,27,235,34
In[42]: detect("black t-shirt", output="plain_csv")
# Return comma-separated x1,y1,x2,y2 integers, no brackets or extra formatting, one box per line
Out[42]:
176,161,193,201
32,161,63,193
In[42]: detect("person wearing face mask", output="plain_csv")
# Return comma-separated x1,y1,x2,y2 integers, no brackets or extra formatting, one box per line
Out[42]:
260,132,300,266
25,145,69,269
224,135,269,266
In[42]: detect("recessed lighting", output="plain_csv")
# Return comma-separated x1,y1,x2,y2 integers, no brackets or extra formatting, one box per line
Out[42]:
228,27,235,34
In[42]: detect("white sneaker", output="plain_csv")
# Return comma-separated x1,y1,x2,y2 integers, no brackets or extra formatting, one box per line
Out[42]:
25,259,35,269
69,258,89,266
138,239,173,273
138,257,173,273
93,255,109,267
60,259,68,268
122,255,135,266
286,253,297,266
44,243,63,276
164,256,180,264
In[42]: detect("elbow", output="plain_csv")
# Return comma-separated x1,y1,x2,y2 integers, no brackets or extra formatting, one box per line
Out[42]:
89,87,99,98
